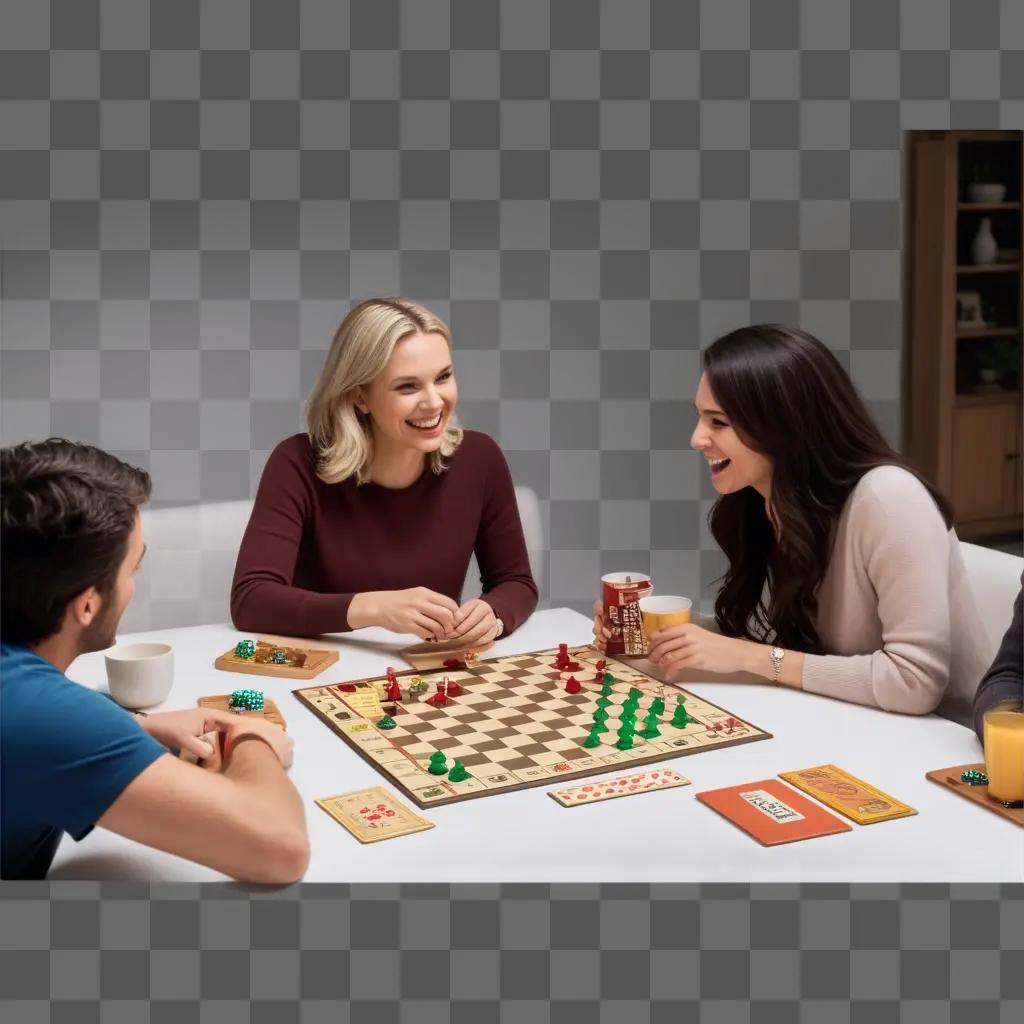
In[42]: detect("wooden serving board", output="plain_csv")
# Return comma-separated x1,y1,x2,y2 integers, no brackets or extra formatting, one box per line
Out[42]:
926,762,1024,827
214,642,338,680
198,693,288,730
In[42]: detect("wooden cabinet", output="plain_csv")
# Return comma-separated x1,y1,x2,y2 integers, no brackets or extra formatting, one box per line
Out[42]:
905,130,1023,540
951,402,1021,525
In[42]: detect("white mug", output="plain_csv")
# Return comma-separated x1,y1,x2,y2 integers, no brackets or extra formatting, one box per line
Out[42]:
104,642,174,709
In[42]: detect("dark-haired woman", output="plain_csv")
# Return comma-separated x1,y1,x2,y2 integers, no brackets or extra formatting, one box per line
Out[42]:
595,325,990,725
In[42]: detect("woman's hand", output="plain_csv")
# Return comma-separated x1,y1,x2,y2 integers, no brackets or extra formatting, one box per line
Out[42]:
646,623,757,679
450,598,500,646
592,599,611,651
351,588,460,639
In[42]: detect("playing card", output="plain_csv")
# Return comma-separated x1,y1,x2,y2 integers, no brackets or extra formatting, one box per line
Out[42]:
548,768,691,807
315,786,435,843
779,764,917,824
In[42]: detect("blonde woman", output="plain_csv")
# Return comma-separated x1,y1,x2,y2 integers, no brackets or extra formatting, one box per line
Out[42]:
231,297,538,642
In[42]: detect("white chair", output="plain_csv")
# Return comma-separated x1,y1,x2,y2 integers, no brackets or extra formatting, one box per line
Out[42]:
959,541,1023,659
123,487,546,632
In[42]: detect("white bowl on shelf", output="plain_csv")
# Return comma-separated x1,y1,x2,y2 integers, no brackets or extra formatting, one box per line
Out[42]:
967,183,1007,203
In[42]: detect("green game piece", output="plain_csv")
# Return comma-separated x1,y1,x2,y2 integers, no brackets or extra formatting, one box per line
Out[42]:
602,672,615,687
592,717,608,734
960,769,989,786
421,787,445,798
615,728,634,751
628,687,643,701
583,730,602,748
650,697,666,717
234,639,255,659
639,710,661,739
448,760,471,782
377,715,396,730
593,707,609,723
670,704,689,728
596,695,612,710
270,649,288,665
427,752,448,776
229,688,264,712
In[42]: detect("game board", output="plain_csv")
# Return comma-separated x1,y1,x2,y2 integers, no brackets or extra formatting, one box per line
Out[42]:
294,644,771,808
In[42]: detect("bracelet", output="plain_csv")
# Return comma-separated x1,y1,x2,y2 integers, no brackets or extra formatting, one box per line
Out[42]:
769,646,785,683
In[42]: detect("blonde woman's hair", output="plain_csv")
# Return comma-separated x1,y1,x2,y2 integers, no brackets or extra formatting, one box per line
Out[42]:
306,297,464,484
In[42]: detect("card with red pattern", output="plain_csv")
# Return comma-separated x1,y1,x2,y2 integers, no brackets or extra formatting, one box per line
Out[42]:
316,786,435,843
548,768,691,807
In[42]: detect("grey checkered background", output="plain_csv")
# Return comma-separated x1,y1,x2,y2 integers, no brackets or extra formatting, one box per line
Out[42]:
2,0,1021,621
2,0,1024,1016
0,884,1022,1021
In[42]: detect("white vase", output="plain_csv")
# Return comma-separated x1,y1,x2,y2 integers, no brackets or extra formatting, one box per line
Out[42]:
971,218,997,265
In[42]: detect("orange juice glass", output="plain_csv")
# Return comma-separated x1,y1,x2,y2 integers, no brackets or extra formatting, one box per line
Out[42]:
984,706,1024,807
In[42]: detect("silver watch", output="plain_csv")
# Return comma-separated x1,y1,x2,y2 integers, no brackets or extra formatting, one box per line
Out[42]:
769,646,785,682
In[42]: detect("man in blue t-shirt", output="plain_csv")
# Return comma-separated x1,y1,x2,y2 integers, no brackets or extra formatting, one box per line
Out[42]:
1,439,309,881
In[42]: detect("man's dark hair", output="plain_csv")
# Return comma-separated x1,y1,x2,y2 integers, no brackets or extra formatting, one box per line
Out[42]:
1,439,152,645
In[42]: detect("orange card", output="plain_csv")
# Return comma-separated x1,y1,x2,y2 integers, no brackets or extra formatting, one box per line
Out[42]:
696,778,852,846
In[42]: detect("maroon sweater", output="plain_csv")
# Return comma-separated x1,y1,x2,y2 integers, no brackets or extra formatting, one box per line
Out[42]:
231,431,538,637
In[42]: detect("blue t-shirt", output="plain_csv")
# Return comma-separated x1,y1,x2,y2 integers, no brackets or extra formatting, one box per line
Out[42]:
1,643,166,879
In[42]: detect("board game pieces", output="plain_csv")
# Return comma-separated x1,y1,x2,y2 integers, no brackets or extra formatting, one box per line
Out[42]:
400,635,495,672
697,779,853,846
549,768,690,807
671,696,689,728
198,693,287,730
215,639,339,680
377,715,397,730
385,668,403,702
565,676,581,694
448,760,471,782
425,682,449,708
616,722,635,750
316,787,435,844
779,765,917,825
445,678,462,697
427,752,448,775
295,644,771,808
640,709,662,739
926,762,1024,826
229,688,264,712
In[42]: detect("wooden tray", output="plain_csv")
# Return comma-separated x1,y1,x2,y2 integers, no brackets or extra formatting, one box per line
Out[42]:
214,641,338,680
198,694,287,730
926,762,1023,827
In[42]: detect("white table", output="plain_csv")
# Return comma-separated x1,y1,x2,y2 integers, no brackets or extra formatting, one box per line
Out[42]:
51,608,1022,883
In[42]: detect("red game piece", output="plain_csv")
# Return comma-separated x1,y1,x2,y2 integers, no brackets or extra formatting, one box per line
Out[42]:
385,666,402,702
425,681,448,708
594,659,606,680
564,659,581,672
564,676,582,695
445,678,462,697
443,658,467,670
339,683,357,692
552,642,570,669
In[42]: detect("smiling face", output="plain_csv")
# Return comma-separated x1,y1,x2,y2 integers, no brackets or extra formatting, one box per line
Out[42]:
355,331,457,460
690,373,773,497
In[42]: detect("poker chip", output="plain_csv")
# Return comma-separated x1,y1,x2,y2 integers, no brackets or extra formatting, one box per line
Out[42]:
960,769,988,786
229,688,265,713
234,639,256,659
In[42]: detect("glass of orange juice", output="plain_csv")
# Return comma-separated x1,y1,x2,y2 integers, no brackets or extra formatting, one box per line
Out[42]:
639,595,692,642
983,705,1024,807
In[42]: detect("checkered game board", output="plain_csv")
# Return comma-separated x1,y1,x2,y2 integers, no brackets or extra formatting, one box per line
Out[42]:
295,646,771,808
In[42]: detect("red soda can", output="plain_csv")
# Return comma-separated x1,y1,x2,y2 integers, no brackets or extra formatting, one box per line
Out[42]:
601,572,652,656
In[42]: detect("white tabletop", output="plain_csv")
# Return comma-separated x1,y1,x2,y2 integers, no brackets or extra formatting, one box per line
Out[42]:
51,608,1021,883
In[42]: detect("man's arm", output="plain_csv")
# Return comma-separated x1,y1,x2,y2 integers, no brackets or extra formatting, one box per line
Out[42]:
97,734,309,884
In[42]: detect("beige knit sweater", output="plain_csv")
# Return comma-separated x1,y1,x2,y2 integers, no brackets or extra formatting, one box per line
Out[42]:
801,465,991,726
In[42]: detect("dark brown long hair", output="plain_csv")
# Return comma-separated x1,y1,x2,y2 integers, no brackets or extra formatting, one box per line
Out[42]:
704,325,953,652
1,439,151,645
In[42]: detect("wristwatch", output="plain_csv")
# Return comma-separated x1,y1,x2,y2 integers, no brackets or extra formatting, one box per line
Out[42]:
493,618,504,640
769,646,785,683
